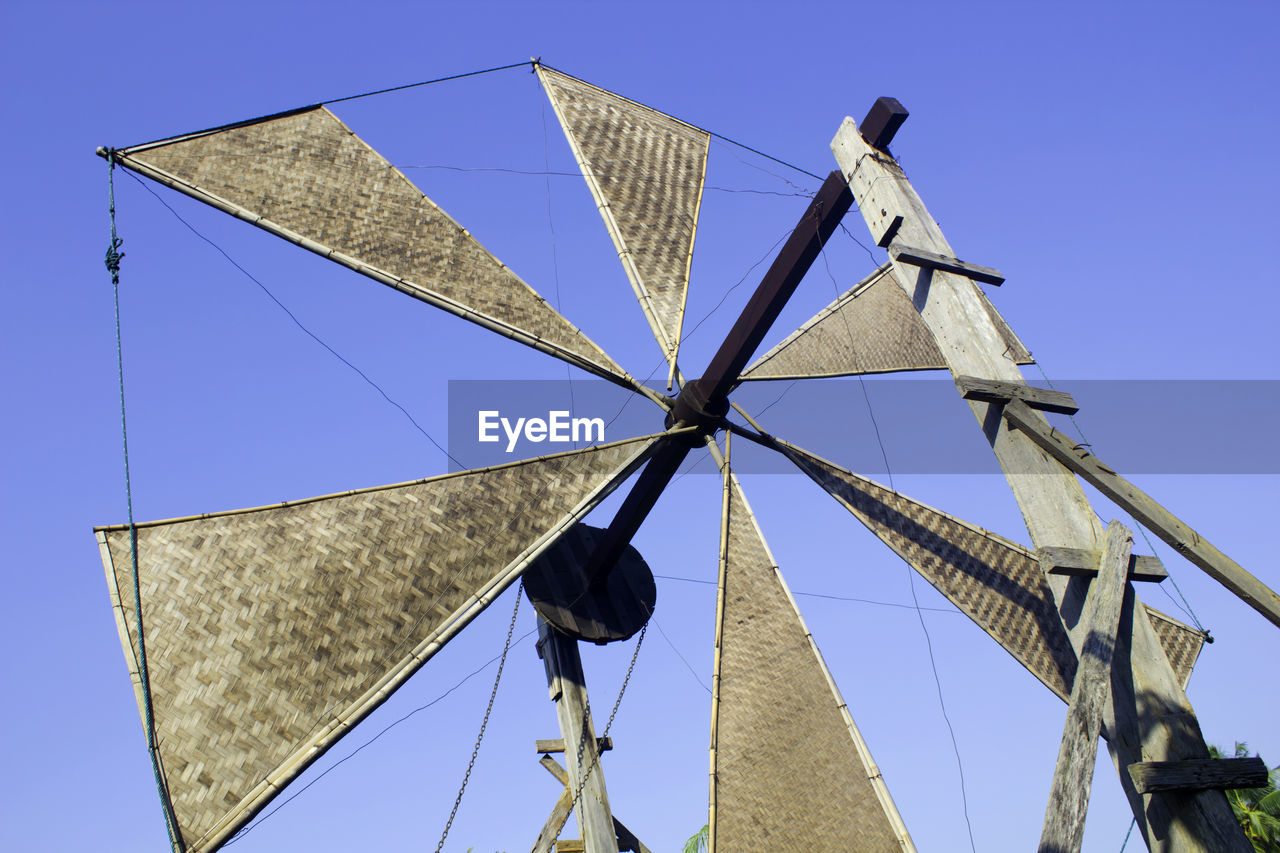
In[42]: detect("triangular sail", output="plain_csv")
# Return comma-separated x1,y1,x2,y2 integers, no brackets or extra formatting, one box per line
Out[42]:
115,106,633,388
538,65,709,377
778,440,1203,698
741,264,1032,381
711,470,914,852
96,436,658,852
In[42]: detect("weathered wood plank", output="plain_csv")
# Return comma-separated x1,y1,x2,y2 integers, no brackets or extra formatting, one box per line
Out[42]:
536,737,613,755
537,756,652,853
532,782,576,853
956,375,1078,414
832,114,1252,852
1038,546,1167,583
1004,397,1280,629
539,618,619,853
1129,757,1269,794
1039,521,1132,853
890,244,1005,286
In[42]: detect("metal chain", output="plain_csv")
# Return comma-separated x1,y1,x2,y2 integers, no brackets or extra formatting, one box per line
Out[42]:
566,623,648,817
433,585,523,852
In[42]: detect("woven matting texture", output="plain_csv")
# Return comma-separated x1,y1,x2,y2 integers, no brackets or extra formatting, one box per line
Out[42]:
784,444,1201,700
1144,606,1204,690
712,475,911,852
122,106,623,380
742,265,1032,380
539,67,707,363
98,437,654,852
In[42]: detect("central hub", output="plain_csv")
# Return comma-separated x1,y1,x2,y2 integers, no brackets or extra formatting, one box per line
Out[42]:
665,377,730,435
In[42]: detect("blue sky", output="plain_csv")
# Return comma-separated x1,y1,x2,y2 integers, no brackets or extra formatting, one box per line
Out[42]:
2,2,1277,851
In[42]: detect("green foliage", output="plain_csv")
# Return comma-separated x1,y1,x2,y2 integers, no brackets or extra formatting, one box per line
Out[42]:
681,824,709,853
1209,742,1280,853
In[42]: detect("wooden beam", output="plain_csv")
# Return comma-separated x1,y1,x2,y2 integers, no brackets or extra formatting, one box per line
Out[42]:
1038,546,1168,583
539,617,619,853
537,737,613,755
1004,397,1280,629
859,96,909,150
538,756,653,853
1039,522,1132,853
533,782,576,853
1129,757,1269,794
890,244,1005,286
833,114,1253,852
956,375,1078,414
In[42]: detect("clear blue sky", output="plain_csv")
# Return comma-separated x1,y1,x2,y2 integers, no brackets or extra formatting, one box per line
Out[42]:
2,2,1276,851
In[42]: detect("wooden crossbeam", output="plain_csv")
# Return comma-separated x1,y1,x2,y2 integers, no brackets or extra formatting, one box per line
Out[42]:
1129,757,1269,794
1038,521,1132,853
957,375,1078,414
537,755,652,853
890,244,1005,286
1003,397,1280,629
536,737,613,755
1038,546,1167,583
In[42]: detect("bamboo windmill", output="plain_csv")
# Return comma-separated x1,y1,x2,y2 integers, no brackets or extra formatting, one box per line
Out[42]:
96,62,1279,852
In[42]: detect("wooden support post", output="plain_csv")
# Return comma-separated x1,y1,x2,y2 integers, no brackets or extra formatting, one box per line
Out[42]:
538,616,619,853
1039,521,1132,853
1003,397,1280,629
832,113,1252,852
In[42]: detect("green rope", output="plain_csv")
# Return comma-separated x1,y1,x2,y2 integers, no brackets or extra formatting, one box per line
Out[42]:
106,154,186,852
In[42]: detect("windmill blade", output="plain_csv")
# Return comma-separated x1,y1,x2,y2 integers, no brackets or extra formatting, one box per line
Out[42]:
113,106,643,394
774,439,1204,699
740,263,1032,381
537,65,709,378
96,435,659,853
711,469,915,852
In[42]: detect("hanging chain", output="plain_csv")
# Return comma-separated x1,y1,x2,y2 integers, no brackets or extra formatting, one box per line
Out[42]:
566,623,648,817
107,154,186,852
434,586,524,852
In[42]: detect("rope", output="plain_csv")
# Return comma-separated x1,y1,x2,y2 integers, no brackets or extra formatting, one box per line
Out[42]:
433,586,523,853
105,155,185,852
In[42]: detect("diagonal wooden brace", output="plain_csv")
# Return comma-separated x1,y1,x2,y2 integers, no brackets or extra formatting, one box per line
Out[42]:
536,755,652,853
1002,397,1280,628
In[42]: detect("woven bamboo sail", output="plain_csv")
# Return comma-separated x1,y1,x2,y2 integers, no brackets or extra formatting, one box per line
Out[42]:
114,106,630,386
741,264,1032,381
96,436,659,853
779,441,1203,698
711,471,915,852
538,65,708,376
